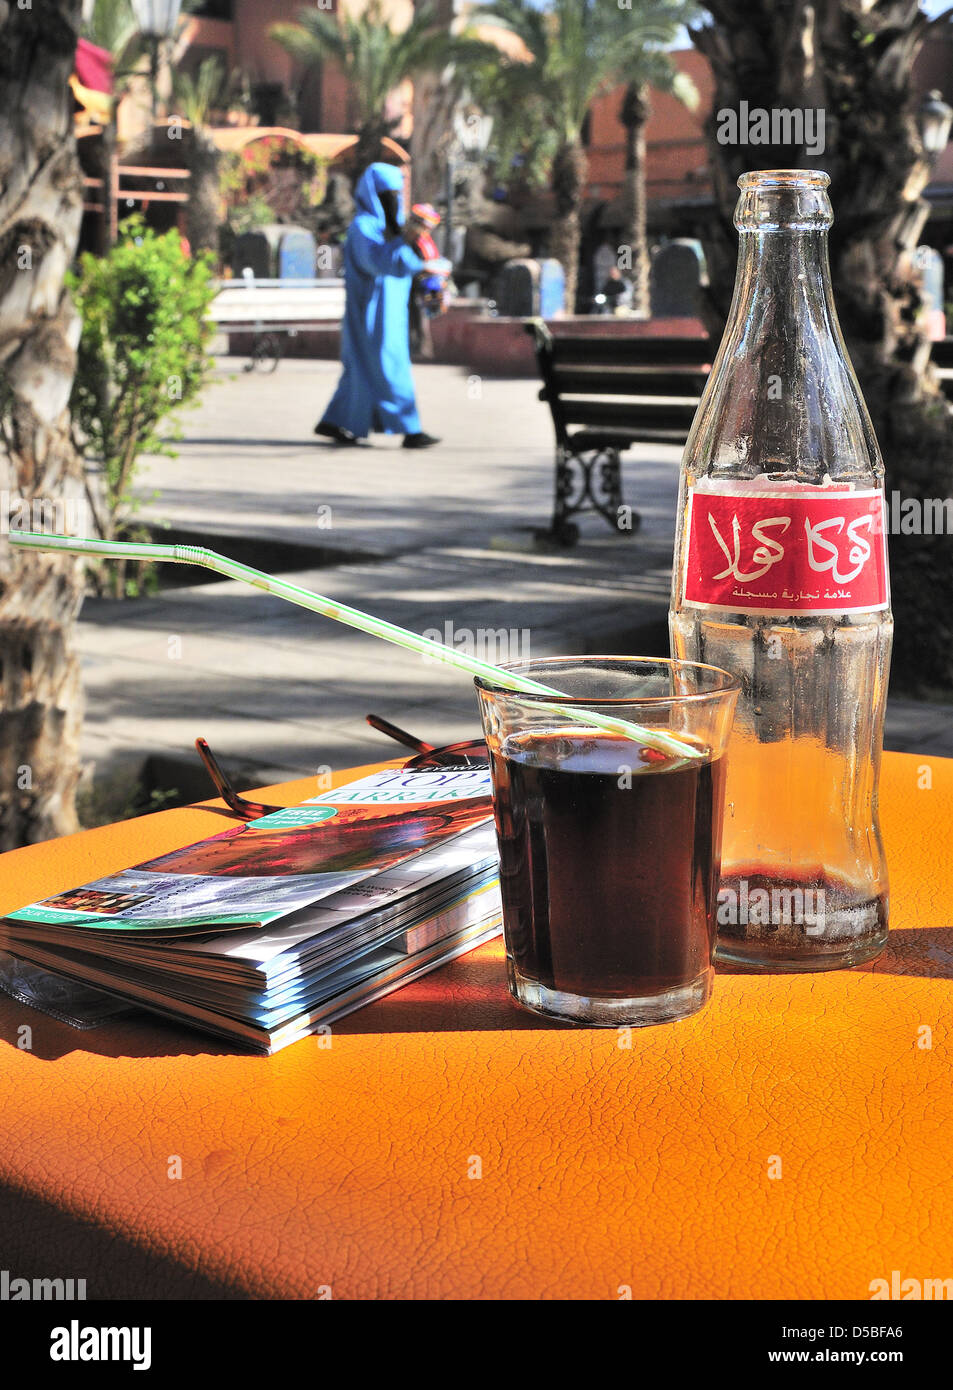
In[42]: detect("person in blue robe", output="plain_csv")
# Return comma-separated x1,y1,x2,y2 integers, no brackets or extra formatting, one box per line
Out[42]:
315,163,439,449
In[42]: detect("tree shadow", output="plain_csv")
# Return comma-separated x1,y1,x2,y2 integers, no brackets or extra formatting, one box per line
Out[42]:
0,1184,251,1298
175,436,312,449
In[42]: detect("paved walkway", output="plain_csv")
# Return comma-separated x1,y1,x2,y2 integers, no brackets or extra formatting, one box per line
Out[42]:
76,358,953,810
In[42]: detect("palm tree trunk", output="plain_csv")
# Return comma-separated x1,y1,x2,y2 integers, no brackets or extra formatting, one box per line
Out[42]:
0,1,86,848
185,126,221,258
695,0,953,693
550,142,588,314
620,83,651,317
353,118,394,185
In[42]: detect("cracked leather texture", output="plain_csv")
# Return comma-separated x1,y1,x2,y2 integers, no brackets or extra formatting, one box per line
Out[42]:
0,753,950,1300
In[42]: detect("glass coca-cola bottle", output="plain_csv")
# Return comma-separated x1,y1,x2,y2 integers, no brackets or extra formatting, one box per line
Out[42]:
669,170,892,970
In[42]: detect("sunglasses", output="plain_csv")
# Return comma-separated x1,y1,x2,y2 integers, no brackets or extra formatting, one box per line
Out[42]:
195,716,487,821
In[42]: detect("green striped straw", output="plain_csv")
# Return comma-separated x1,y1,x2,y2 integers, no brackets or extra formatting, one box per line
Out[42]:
10,531,703,760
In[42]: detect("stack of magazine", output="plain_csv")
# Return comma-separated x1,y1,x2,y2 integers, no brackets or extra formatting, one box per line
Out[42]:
0,766,502,1053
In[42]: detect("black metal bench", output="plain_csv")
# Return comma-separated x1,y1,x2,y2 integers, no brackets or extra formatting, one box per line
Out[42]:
933,337,953,401
526,319,713,544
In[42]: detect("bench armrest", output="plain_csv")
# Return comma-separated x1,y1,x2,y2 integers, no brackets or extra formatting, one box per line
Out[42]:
525,317,553,353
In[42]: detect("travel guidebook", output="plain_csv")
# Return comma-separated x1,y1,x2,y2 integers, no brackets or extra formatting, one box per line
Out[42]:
0,767,502,1052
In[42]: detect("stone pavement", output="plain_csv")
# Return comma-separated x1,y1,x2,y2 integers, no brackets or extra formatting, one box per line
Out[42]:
76,358,952,812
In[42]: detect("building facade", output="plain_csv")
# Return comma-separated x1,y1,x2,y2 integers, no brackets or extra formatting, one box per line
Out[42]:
182,0,413,138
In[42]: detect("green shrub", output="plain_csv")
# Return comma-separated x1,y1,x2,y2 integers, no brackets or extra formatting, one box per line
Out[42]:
68,217,217,595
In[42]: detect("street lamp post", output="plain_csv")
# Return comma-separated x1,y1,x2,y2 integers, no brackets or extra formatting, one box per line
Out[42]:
914,89,951,341
130,0,183,125
444,106,493,267
918,89,953,163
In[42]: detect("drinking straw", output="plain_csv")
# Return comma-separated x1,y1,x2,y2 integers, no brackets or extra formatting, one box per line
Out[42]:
9,531,704,759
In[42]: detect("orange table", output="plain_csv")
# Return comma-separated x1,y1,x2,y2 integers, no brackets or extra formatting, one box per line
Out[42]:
0,752,951,1300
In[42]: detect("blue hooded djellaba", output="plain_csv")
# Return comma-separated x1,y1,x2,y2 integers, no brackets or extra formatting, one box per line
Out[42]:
320,163,423,437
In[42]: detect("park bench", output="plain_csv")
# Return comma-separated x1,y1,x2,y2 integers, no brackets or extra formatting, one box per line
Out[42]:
526,319,713,544
528,322,953,546
211,274,346,371
933,336,953,401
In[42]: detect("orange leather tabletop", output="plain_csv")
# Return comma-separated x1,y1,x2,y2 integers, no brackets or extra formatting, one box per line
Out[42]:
0,751,950,1301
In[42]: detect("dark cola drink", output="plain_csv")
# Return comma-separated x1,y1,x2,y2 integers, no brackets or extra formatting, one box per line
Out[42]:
488,731,726,1013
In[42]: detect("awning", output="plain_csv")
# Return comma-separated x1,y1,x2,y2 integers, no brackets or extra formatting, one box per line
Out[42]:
76,38,112,94
208,127,410,165
72,37,113,125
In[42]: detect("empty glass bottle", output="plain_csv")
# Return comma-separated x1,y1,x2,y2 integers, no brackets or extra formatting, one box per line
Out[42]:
669,170,892,970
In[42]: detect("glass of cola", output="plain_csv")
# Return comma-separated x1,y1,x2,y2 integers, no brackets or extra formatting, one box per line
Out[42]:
476,657,738,1026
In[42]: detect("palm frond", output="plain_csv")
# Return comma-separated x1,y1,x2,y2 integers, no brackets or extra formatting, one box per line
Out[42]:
269,16,347,70
270,0,471,129
472,0,552,65
474,0,700,142
83,0,139,58
173,56,227,127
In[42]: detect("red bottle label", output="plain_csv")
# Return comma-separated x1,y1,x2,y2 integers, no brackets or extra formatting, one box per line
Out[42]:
682,487,889,615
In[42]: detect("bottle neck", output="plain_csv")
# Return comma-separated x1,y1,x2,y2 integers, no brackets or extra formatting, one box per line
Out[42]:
687,224,882,483
727,227,839,377
735,226,831,290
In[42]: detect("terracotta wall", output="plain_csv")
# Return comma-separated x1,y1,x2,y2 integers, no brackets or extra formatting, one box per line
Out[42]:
175,12,953,204
586,38,953,207
227,0,414,133
231,0,301,86
586,49,715,205
181,16,235,67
